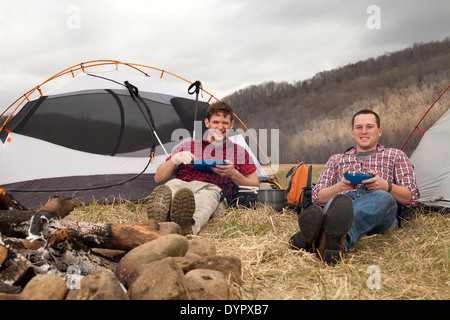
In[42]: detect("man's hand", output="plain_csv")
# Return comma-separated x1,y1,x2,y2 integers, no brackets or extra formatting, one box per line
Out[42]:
210,160,235,178
363,170,389,192
171,151,195,165
155,151,194,184
339,168,357,192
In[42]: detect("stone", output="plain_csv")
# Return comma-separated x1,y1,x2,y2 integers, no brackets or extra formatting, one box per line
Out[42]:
185,255,242,285
187,239,216,257
184,252,202,262
66,268,128,300
0,292,20,300
116,234,188,285
21,274,68,300
127,257,190,300
185,269,229,300
158,222,181,235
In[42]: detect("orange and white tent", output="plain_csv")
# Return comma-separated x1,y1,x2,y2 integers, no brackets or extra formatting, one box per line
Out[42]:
0,60,267,208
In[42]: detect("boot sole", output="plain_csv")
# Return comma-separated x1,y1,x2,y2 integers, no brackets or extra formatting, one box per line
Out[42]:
321,194,353,264
290,205,324,251
146,185,172,222
170,188,195,235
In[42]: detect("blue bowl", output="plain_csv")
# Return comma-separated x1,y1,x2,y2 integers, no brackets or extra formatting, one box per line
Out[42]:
192,160,227,171
344,173,373,184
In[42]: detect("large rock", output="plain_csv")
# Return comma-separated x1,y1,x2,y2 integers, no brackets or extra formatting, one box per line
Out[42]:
158,222,181,235
115,234,189,285
185,255,242,285
187,239,216,257
21,274,68,300
185,269,229,300
127,257,190,300
66,268,128,300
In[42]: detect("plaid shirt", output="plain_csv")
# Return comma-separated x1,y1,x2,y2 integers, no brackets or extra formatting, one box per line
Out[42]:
312,144,419,207
168,138,257,201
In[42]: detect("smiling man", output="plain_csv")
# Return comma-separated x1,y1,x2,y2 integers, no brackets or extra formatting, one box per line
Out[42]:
147,101,259,235
290,109,419,264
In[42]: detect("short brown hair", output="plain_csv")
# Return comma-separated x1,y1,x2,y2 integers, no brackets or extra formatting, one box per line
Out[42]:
206,101,234,121
352,109,380,128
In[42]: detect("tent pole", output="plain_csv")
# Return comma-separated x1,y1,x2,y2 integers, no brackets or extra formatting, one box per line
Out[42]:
188,81,203,140
124,81,169,157
401,85,450,150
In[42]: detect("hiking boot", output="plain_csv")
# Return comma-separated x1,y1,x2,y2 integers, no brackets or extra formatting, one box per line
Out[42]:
317,194,353,265
146,185,172,222
289,205,325,252
170,188,195,236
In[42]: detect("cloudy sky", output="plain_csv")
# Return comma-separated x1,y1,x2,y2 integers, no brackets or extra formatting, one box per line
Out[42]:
1,0,449,110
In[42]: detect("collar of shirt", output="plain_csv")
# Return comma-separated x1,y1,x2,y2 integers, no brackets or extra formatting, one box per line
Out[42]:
344,144,386,156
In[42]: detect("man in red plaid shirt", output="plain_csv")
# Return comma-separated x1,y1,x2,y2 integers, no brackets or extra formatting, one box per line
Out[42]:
290,109,419,264
147,102,259,235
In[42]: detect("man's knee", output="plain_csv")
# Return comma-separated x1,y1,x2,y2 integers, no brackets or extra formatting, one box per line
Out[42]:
372,190,397,210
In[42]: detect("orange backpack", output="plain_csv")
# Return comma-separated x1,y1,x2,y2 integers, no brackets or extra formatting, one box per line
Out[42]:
285,162,313,212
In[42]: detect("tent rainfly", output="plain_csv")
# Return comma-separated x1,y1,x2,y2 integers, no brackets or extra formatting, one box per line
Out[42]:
0,61,267,208
410,108,450,208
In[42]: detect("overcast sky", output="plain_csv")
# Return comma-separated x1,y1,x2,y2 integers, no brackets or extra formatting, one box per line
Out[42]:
1,0,449,110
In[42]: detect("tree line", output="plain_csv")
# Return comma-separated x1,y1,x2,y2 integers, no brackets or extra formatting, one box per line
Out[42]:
224,37,450,164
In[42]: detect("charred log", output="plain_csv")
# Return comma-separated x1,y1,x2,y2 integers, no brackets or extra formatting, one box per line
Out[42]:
0,187,27,211
0,194,164,251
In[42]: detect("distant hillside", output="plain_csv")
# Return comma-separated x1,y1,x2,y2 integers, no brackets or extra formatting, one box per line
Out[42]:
224,37,450,164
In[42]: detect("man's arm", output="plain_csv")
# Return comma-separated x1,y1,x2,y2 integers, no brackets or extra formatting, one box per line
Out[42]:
318,169,412,205
317,170,354,204
363,170,412,205
212,162,260,187
154,151,194,184
313,155,353,205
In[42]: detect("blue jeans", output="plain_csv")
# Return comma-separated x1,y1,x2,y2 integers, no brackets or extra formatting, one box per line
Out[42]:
323,190,398,250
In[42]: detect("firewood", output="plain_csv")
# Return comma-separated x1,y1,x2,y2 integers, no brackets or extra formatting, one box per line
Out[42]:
41,229,117,275
0,195,76,239
0,210,33,238
40,195,77,218
0,187,27,211
57,219,162,251
0,192,174,253
0,244,7,266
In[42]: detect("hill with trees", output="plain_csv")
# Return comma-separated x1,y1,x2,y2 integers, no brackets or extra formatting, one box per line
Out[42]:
224,37,450,164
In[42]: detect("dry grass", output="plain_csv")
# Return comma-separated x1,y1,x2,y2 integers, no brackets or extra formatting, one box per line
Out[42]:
71,165,449,300
200,205,449,300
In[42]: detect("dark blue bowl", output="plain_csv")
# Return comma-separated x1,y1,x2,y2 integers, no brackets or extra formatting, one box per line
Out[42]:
192,160,227,171
344,173,373,184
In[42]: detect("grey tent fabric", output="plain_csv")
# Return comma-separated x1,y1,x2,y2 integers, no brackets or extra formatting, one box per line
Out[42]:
410,108,450,207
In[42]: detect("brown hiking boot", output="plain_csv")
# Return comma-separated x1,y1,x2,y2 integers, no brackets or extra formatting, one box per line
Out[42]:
170,188,195,236
289,205,325,252
317,194,353,265
146,185,172,222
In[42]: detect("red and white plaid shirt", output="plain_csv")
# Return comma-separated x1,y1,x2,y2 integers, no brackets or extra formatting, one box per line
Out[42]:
312,144,419,207
168,138,256,201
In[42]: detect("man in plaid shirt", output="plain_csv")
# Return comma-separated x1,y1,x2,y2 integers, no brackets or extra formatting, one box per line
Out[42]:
147,102,259,235
290,109,419,264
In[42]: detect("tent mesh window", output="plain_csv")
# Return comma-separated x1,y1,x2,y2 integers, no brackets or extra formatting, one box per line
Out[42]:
5,91,184,156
